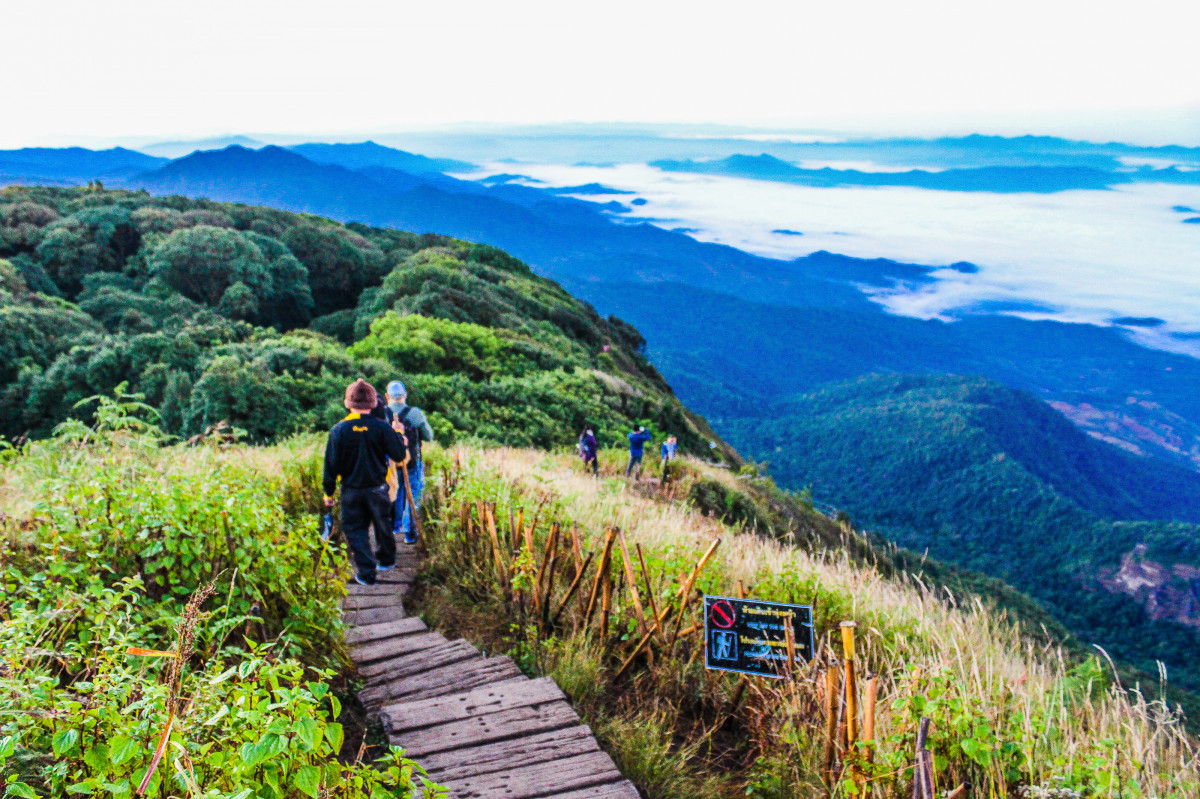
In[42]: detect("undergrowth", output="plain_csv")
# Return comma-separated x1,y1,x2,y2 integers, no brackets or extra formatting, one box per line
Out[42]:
0,396,440,798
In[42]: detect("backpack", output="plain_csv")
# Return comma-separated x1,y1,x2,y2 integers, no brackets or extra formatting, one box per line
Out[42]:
385,405,421,467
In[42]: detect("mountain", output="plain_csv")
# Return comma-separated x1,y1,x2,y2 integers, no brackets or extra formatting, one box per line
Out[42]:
0,185,728,460
137,134,266,157
290,140,476,174
0,147,166,184
724,373,1200,688
651,153,1200,192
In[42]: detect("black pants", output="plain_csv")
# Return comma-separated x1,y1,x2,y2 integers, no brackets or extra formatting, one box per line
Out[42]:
585,456,598,475
625,454,643,478
341,484,395,582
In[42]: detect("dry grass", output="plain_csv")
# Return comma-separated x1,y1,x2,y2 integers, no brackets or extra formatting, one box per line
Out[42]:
427,444,1200,798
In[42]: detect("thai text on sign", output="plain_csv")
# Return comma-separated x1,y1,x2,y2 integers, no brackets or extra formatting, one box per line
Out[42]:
703,595,815,678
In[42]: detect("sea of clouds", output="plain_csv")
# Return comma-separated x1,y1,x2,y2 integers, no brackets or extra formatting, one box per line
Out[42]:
459,161,1200,356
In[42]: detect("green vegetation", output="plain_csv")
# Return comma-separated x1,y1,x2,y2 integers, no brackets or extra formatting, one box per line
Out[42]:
726,373,1200,691
412,444,1199,798
0,186,725,456
0,399,436,797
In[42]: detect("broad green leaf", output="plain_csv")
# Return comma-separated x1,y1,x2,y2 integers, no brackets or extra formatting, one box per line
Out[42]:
6,784,37,799
83,745,110,771
293,765,321,798
53,728,81,757
108,736,137,766
292,717,320,751
325,722,344,753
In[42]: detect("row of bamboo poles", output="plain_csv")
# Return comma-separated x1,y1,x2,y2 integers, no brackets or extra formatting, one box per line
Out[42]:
434,461,964,798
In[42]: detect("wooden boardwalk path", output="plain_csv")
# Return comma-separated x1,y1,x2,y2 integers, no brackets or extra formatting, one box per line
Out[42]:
343,546,640,799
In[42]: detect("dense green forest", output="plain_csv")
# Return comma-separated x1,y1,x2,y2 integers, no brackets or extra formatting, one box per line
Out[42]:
727,373,1200,690
0,185,726,454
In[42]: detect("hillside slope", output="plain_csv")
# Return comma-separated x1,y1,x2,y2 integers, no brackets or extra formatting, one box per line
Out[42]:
726,373,1200,688
0,185,730,459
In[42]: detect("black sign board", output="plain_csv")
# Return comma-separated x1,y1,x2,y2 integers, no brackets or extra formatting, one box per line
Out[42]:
703,595,815,678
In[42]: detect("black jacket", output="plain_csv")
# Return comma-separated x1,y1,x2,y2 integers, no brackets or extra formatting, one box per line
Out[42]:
322,412,407,497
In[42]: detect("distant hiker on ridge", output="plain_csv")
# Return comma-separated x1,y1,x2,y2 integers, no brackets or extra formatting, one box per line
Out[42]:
579,428,599,476
626,425,652,479
323,379,408,586
385,380,434,545
660,435,678,481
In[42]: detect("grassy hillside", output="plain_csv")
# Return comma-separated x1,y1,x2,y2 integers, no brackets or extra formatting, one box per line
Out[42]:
410,443,1199,798
0,185,728,458
726,373,1200,690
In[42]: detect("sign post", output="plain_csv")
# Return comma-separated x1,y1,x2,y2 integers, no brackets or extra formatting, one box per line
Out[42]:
703,595,814,678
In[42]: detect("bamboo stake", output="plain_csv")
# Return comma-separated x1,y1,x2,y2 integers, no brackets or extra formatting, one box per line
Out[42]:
635,544,661,639
736,579,746,599
534,523,559,615
584,528,618,626
842,621,859,755
484,503,509,588
541,553,560,630
616,529,650,636
667,538,722,647
600,566,613,638
614,605,675,680
552,551,594,625
864,673,879,762
823,665,839,790
784,617,797,681
571,522,584,577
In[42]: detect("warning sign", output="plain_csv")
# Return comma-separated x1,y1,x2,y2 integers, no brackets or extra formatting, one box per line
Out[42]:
702,595,814,678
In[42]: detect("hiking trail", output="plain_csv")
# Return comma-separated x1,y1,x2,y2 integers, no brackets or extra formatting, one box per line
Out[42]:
342,545,641,799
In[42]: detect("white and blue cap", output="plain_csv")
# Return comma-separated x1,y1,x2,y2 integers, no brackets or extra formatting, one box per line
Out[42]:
386,380,406,398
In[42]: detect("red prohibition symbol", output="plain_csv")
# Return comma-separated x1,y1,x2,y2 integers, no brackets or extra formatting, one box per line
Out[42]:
709,599,736,629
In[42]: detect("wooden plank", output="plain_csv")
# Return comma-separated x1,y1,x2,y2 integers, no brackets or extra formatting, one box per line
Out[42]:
377,569,417,585
363,639,480,685
353,631,450,668
341,593,404,610
344,617,427,646
427,751,624,799
418,725,600,782
360,657,521,707
382,676,564,731
541,780,642,799
346,583,404,597
344,606,404,626
389,700,581,758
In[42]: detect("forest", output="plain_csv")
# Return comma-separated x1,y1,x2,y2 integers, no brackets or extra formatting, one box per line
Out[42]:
0,185,723,455
727,373,1200,691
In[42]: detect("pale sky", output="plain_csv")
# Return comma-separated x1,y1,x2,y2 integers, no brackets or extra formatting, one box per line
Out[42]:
3,0,1198,148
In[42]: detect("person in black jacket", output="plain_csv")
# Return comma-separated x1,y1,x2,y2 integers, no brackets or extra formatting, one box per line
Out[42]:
323,379,409,585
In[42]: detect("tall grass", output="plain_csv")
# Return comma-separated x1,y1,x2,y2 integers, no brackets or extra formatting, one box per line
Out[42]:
416,444,1200,799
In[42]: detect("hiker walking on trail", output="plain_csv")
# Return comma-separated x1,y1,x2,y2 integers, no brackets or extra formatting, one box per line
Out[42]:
323,379,409,586
625,425,652,479
579,428,599,476
660,435,678,481
385,381,434,545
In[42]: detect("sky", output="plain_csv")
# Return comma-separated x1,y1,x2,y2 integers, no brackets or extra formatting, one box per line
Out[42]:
3,0,1199,148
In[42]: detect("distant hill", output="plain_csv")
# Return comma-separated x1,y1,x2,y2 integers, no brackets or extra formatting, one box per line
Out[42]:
724,373,1200,688
0,147,166,184
651,153,1200,192
138,135,266,158
289,140,476,174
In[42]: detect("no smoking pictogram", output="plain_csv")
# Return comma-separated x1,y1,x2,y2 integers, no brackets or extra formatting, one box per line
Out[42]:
709,599,736,629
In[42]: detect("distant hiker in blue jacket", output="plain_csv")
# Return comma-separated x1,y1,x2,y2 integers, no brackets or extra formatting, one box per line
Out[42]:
660,435,678,481
579,428,599,476
626,426,652,479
